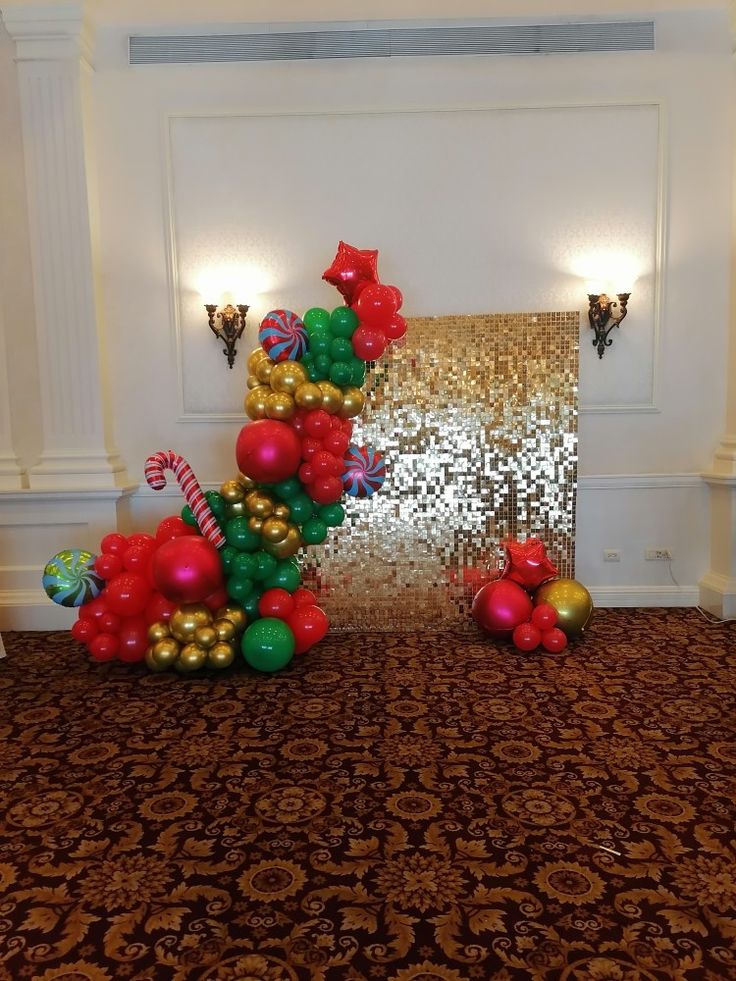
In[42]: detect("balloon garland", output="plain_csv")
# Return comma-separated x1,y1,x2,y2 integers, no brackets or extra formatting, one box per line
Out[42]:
42,242,404,674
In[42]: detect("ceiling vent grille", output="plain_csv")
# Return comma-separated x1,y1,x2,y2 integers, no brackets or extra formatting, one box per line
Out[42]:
128,21,655,65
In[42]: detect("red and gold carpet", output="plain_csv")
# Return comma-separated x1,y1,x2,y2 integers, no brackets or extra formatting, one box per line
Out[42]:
1,609,735,980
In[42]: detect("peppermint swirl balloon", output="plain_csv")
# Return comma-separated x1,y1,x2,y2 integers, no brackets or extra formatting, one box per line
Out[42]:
42,549,104,607
258,309,308,363
342,445,386,498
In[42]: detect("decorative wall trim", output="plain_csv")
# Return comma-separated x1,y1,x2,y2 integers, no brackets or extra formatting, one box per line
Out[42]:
163,99,664,422
579,473,702,490
589,585,698,607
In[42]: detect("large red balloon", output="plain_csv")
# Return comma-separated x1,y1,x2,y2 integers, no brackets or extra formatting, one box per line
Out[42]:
236,420,302,484
472,579,533,638
352,324,388,361
355,283,399,327
151,536,224,605
104,572,152,617
287,605,329,654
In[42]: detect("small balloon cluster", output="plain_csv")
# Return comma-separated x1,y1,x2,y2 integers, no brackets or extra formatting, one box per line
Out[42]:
471,537,594,652
42,242,403,674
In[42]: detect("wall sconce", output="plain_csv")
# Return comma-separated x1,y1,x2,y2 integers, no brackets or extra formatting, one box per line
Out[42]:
587,292,630,359
205,303,250,369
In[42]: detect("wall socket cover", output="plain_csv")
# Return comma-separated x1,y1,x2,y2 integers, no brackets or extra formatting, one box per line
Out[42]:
645,548,672,561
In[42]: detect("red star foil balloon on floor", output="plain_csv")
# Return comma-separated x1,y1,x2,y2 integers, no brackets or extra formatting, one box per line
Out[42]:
501,536,559,591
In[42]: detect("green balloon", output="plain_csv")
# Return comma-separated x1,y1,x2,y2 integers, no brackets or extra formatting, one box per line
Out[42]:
243,589,262,621
309,332,332,357
330,337,353,362
274,478,302,501
303,307,331,334
227,575,254,602
219,545,238,573
349,356,366,387
307,364,320,383
300,350,314,368
319,502,345,527
289,493,315,524
233,552,258,579
302,517,328,545
225,517,261,552
264,561,301,592
242,618,295,672
181,505,198,527
253,550,278,582
205,490,227,519
331,306,359,338
329,361,352,386
314,353,332,378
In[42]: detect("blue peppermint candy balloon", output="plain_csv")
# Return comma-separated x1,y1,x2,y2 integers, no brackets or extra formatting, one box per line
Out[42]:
42,549,104,608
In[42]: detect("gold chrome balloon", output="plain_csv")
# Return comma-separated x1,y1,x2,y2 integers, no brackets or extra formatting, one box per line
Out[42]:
265,391,295,421
270,360,307,395
215,604,248,633
339,386,366,419
272,503,290,520
255,358,275,384
318,381,344,414
534,578,593,638
294,382,323,410
176,643,207,672
246,491,274,518
237,473,256,491
147,620,171,644
244,388,269,420
247,374,263,390
213,617,237,642
247,347,269,374
248,516,264,533
262,516,289,543
151,637,181,668
264,524,302,558
194,625,218,649
220,479,245,504
145,647,167,673
169,604,212,644
226,500,247,519
207,641,236,670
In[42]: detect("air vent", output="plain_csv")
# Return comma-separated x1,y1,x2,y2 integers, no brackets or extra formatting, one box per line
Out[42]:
129,20,655,65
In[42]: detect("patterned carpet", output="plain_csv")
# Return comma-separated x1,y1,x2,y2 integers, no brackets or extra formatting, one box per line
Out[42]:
1,609,735,981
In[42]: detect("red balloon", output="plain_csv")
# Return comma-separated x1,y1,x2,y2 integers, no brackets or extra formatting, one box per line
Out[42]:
312,450,338,478
292,587,317,608
305,410,332,439
384,314,407,341
236,420,302,484
100,533,128,556
298,463,314,484
323,431,350,457
388,285,403,311
322,241,379,305
352,324,388,361
117,617,149,662
355,283,399,327
151,536,224,605
105,572,152,617
71,618,97,643
259,588,296,620
301,437,322,462
156,515,197,544
502,538,559,591
98,612,121,634
122,544,154,573
127,533,156,550
541,627,568,653
89,633,119,661
290,410,307,435
79,595,108,621
472,579,533,638
94,553,122,580
144,592,177,624
309,476,343,505
512,622,542,652
203,586,229,611
531,603,558,631
287,605,329,654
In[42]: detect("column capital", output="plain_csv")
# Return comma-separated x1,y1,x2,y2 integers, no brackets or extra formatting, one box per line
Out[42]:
2,2,95,64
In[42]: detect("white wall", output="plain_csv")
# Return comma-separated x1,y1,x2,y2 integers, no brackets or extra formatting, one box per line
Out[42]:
0,2,733,625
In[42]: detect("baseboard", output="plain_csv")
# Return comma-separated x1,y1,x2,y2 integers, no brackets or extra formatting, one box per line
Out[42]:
0,589,75,630
589,585,699,607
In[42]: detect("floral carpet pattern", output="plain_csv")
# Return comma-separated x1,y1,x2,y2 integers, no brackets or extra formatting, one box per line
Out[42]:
1,609,736,980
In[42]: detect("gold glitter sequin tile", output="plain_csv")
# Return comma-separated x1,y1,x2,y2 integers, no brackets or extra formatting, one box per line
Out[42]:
303,313,579,630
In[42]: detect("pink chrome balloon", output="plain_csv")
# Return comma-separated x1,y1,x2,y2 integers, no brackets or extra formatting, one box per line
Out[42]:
151,536,224,605
472,579,533,638
236,420,302,484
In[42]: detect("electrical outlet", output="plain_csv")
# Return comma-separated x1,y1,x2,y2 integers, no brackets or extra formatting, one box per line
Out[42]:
603,549,621,562
645,548,672,561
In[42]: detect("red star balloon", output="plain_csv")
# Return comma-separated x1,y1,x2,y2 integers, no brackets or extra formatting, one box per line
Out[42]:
322,241,379,305
502,537,559,592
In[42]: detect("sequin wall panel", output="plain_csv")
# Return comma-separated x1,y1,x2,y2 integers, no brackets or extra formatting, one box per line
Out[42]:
303,313,579,630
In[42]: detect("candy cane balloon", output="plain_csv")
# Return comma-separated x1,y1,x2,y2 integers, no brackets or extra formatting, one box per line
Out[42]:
144,450,226,548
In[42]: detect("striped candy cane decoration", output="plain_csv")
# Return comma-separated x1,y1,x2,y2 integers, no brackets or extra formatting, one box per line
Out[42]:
144,450,226,549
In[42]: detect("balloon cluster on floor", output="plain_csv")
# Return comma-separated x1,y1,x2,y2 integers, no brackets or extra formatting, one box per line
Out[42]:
471,537,593,653
42,242,403,673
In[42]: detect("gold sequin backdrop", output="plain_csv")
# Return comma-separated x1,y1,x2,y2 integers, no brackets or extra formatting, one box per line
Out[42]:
303,313,579,630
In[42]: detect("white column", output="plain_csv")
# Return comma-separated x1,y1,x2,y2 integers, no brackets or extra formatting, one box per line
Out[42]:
0,296,24,489
2,3,129,490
